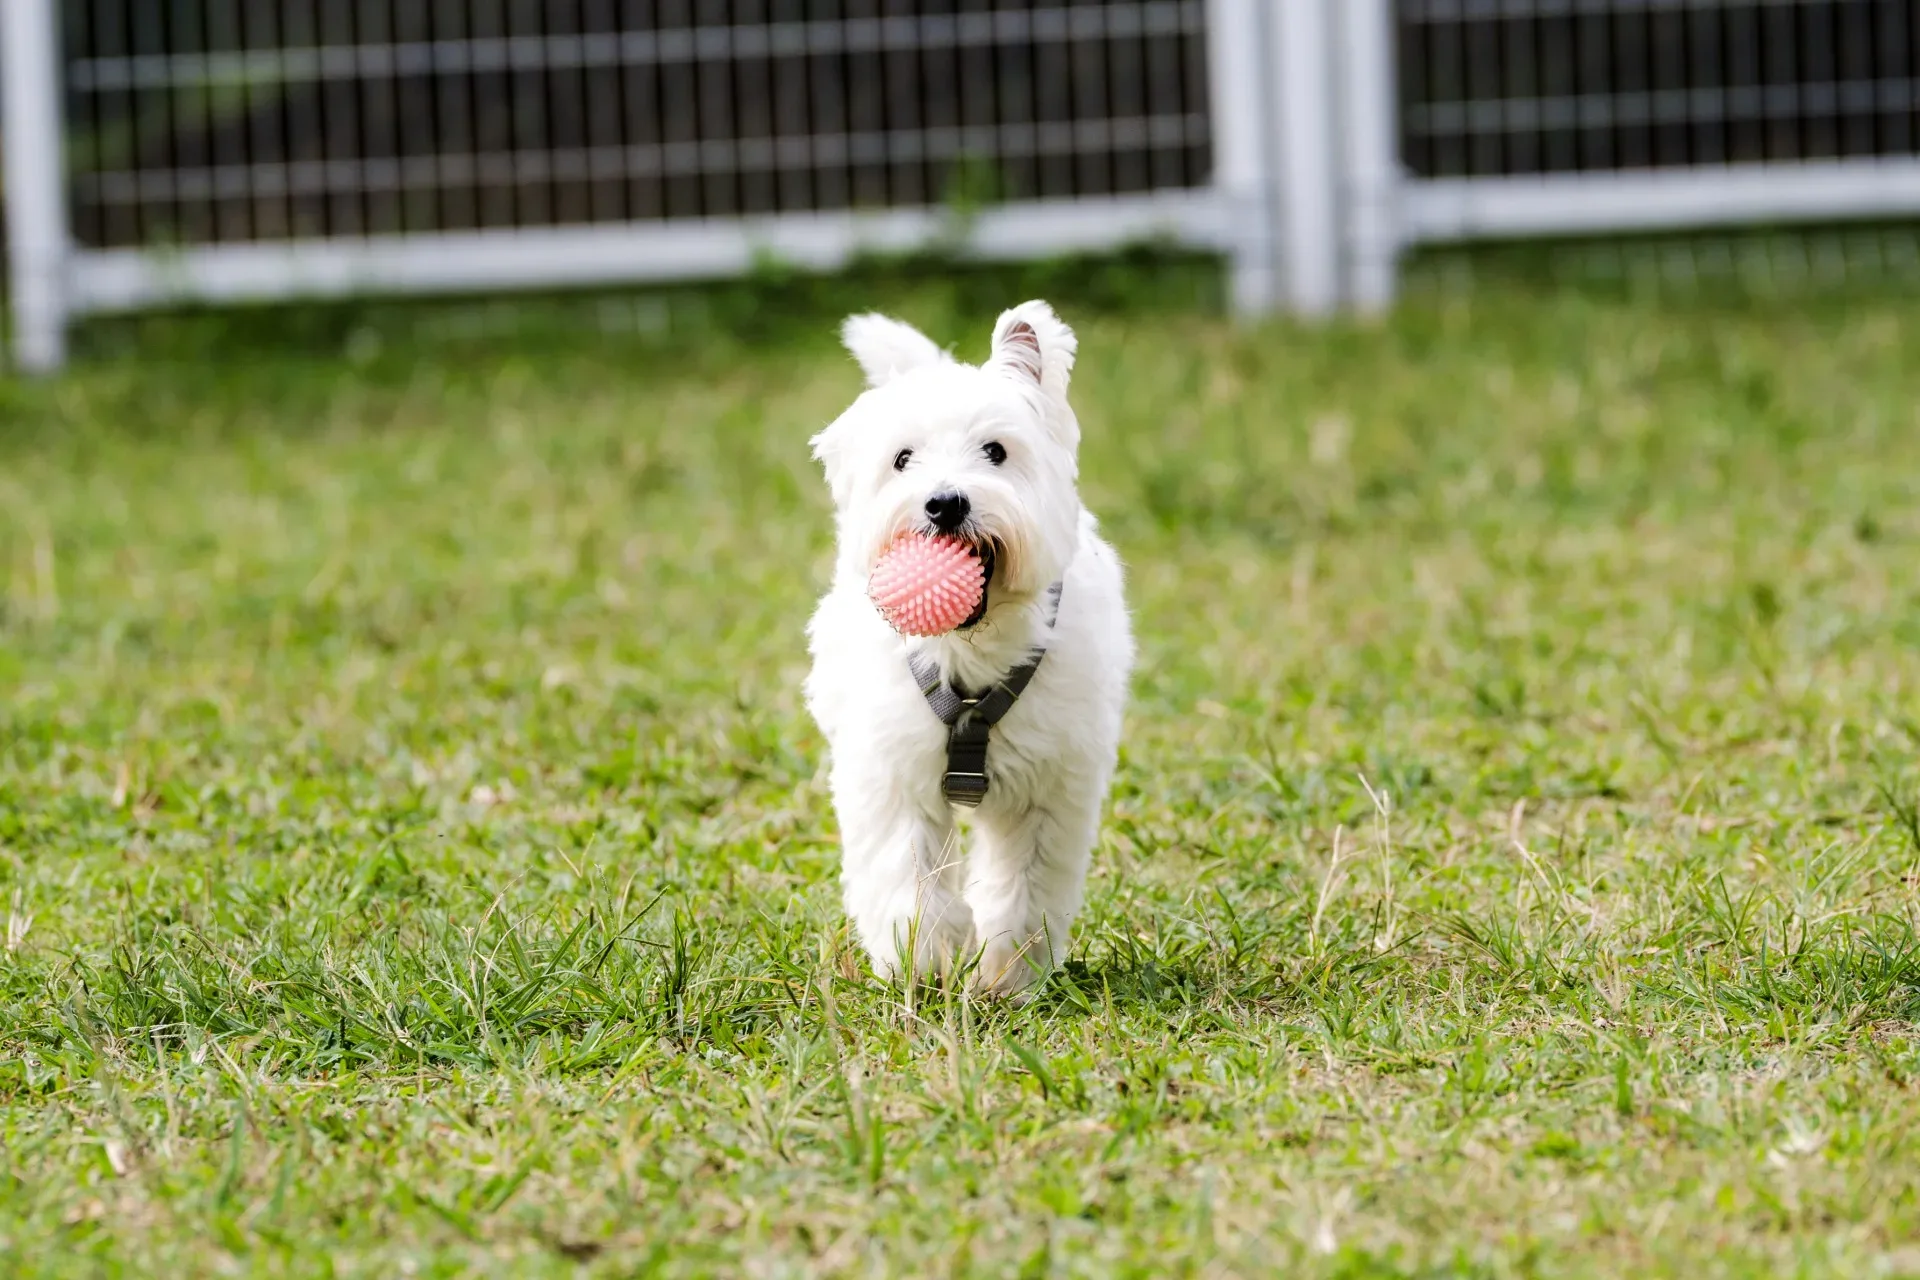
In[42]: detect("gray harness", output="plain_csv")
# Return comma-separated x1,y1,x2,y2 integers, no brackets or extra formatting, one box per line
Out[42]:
906,583,1063,808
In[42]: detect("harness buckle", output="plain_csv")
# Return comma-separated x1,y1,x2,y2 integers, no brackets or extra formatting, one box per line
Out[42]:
906,578,1066,812
942,771,991,807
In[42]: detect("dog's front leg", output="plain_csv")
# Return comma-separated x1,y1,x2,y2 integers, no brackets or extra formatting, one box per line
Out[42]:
835,782,973,983
965,798,1099,997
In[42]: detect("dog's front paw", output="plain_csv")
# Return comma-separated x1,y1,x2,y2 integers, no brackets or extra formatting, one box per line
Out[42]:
858,894,977,985
969,932,1057,1000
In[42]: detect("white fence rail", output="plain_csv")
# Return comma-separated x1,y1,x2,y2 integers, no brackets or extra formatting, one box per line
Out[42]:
9,1,1920,372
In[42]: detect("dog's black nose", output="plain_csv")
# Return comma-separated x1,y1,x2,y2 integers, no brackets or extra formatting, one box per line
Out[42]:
924,490,970,531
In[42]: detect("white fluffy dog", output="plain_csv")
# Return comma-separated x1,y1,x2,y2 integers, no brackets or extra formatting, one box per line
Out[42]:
805,301,1134,996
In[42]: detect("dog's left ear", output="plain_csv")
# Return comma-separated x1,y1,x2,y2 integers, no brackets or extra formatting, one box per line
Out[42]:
988,300,1080,451
988,300,1076,399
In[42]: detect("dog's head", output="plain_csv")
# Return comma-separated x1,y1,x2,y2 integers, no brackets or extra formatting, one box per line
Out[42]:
811,301,1082,611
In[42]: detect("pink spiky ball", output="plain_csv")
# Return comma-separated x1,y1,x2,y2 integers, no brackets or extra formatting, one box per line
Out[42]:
868,534,986,636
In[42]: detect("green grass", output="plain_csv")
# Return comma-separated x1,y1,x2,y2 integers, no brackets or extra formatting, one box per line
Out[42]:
5,267,1920,1278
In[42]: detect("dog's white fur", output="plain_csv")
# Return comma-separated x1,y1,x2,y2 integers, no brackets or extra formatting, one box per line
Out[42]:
805,301,1134,996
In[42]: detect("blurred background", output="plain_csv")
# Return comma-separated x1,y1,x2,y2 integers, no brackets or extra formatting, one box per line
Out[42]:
7,1,1920,366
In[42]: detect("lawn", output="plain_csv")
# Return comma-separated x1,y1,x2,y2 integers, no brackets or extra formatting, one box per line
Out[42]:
4,263,1920,1278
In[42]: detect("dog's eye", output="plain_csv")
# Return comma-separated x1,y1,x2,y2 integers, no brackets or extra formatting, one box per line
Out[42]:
893,449,913,472
982,441,1007,466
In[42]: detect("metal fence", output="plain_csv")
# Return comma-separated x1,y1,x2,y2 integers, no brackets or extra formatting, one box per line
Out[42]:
5,0,1277,372
60,2,1216,242
9,1,1920,371
1400,2,1920,178
1394,1,1920,245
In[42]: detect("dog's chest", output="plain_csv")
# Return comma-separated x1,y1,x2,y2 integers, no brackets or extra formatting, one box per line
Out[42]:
809,583,1113,811
933,662,1099,813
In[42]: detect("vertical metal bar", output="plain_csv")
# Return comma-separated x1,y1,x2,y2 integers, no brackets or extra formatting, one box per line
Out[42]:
1071,3,1112,197
1340,0,1400,314
3,0,70,372
1272,0,1339,317
66,0,96,251
1206,0,1275,316
1031,0,1067,198
1145,0,1184,191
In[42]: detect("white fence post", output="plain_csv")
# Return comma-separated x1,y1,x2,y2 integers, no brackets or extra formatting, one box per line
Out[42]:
1207,0,1277,317
1338,0,1401,313
3,0,70,373
1270,0,1341,318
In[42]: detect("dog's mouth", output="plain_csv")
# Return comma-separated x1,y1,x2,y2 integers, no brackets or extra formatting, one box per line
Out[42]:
960,540,996,630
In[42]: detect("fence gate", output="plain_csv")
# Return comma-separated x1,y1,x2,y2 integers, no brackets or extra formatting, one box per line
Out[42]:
10,1,1920,372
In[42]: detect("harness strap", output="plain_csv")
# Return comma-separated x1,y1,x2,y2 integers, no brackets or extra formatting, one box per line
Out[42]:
907,582,1063,808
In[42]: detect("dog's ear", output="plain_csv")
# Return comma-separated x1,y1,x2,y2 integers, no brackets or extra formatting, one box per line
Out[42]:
841,313,945,387
989,300,1080,453
988,300,1076,400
